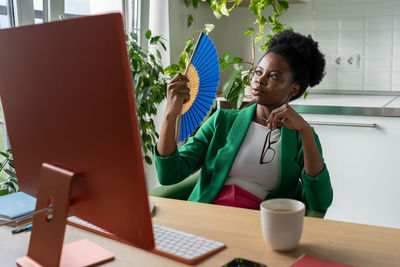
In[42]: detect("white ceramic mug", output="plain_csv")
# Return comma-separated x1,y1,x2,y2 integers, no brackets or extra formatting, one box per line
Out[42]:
260,198,305,251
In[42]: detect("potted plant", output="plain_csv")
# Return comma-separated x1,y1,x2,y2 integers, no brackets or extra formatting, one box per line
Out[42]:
0,149,17,195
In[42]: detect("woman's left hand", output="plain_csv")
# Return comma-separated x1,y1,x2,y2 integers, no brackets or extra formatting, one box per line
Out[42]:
267,103,311,133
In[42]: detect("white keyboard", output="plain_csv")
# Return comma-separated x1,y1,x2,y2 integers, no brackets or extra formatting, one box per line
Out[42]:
67,216,226,264
152,224,226,264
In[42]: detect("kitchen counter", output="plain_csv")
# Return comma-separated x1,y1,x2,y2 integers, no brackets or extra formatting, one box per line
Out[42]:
383,96,400,116
217,94,400,117
290,94,400,117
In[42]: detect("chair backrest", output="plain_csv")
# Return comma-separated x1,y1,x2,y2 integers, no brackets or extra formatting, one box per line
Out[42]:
150,169,200,200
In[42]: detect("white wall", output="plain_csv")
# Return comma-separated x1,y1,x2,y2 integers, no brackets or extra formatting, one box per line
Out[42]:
172,0,400,93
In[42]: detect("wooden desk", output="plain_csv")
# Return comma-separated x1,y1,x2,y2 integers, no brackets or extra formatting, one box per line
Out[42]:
1,197,400,266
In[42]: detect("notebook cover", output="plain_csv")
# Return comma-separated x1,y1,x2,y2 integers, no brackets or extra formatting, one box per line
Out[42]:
290,254,354,267
0,192,36,220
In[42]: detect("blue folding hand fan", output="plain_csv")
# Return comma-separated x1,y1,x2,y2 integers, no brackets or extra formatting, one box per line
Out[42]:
177,32,220,143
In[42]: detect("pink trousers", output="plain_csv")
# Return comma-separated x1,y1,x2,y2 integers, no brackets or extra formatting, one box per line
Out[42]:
212,184,263,210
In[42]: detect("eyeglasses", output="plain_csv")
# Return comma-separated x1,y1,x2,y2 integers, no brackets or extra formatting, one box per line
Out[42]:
259,128,281,164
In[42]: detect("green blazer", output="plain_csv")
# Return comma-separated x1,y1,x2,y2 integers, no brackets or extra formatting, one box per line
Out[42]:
154,104,333,211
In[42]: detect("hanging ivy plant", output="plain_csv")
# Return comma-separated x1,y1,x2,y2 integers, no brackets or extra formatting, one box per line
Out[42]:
179,0,294,109
218,0,294,109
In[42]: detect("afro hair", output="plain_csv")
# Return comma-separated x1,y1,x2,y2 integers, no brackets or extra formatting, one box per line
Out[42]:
266,30,326,101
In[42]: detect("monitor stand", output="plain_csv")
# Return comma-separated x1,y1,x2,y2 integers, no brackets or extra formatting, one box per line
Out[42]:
16,163,115,267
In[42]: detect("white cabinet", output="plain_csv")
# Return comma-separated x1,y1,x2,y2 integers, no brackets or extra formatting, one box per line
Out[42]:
301,113,400,228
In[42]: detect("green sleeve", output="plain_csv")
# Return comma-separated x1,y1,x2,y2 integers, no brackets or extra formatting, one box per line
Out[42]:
298,130,333,211
153,110,220,185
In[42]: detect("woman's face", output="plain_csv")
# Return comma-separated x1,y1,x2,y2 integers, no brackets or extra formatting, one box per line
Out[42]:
250,52,299,108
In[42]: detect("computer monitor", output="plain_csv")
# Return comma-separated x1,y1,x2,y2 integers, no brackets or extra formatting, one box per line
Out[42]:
0,13,153,266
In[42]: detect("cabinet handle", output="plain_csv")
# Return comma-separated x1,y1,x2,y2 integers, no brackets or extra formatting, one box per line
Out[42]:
307,121,376,128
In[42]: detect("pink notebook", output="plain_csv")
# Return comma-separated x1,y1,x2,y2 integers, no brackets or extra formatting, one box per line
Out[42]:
290,254,354,267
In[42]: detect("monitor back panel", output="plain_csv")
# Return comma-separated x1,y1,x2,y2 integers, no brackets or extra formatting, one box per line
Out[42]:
0,13,154,250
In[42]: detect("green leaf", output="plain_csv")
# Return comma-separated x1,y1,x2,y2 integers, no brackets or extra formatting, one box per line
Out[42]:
304,90,308,99
222,69,242,99
156,50,162,60
261,43,269,51
145,29,152,39
255,34,263,43
8,159,15,168
187,15,194,28
184,0,191,7
272,24,284,33
233,63,243,71
184,38,194,53
220,62,230,71
0,151,9,158
223,52,230,61
245,27,255,36
227,57,243,64
227,82,243,110
259,15,267,25
213,11,222,19
243,74,251,86
150,36,161,45
275,2,286,15
149,54,156,64
0,189,8,196
235,82,245,110
131,59,138,71
4,168,17,178
220,3,229,16
210,1,218,11
144,155,152,165
159,40,167,51
130,32,138,42
164,64,180,77
192,0,201,8
268,15,274,24
179,51,190,69
265,34,273,48
248,1,257,15
278,0,289,10
203,24,215,34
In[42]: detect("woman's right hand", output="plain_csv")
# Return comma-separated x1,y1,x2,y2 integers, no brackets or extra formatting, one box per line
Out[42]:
165,73,190,117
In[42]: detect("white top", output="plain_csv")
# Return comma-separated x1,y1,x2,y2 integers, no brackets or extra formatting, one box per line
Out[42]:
224,122,281,200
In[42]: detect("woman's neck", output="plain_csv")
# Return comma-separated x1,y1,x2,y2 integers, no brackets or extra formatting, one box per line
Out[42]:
253,105,273,126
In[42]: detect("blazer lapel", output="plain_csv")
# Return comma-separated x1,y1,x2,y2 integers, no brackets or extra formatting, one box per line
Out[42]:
210,104,257,189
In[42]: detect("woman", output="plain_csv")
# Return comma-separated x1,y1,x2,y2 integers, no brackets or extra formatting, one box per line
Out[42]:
154,31,333,212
